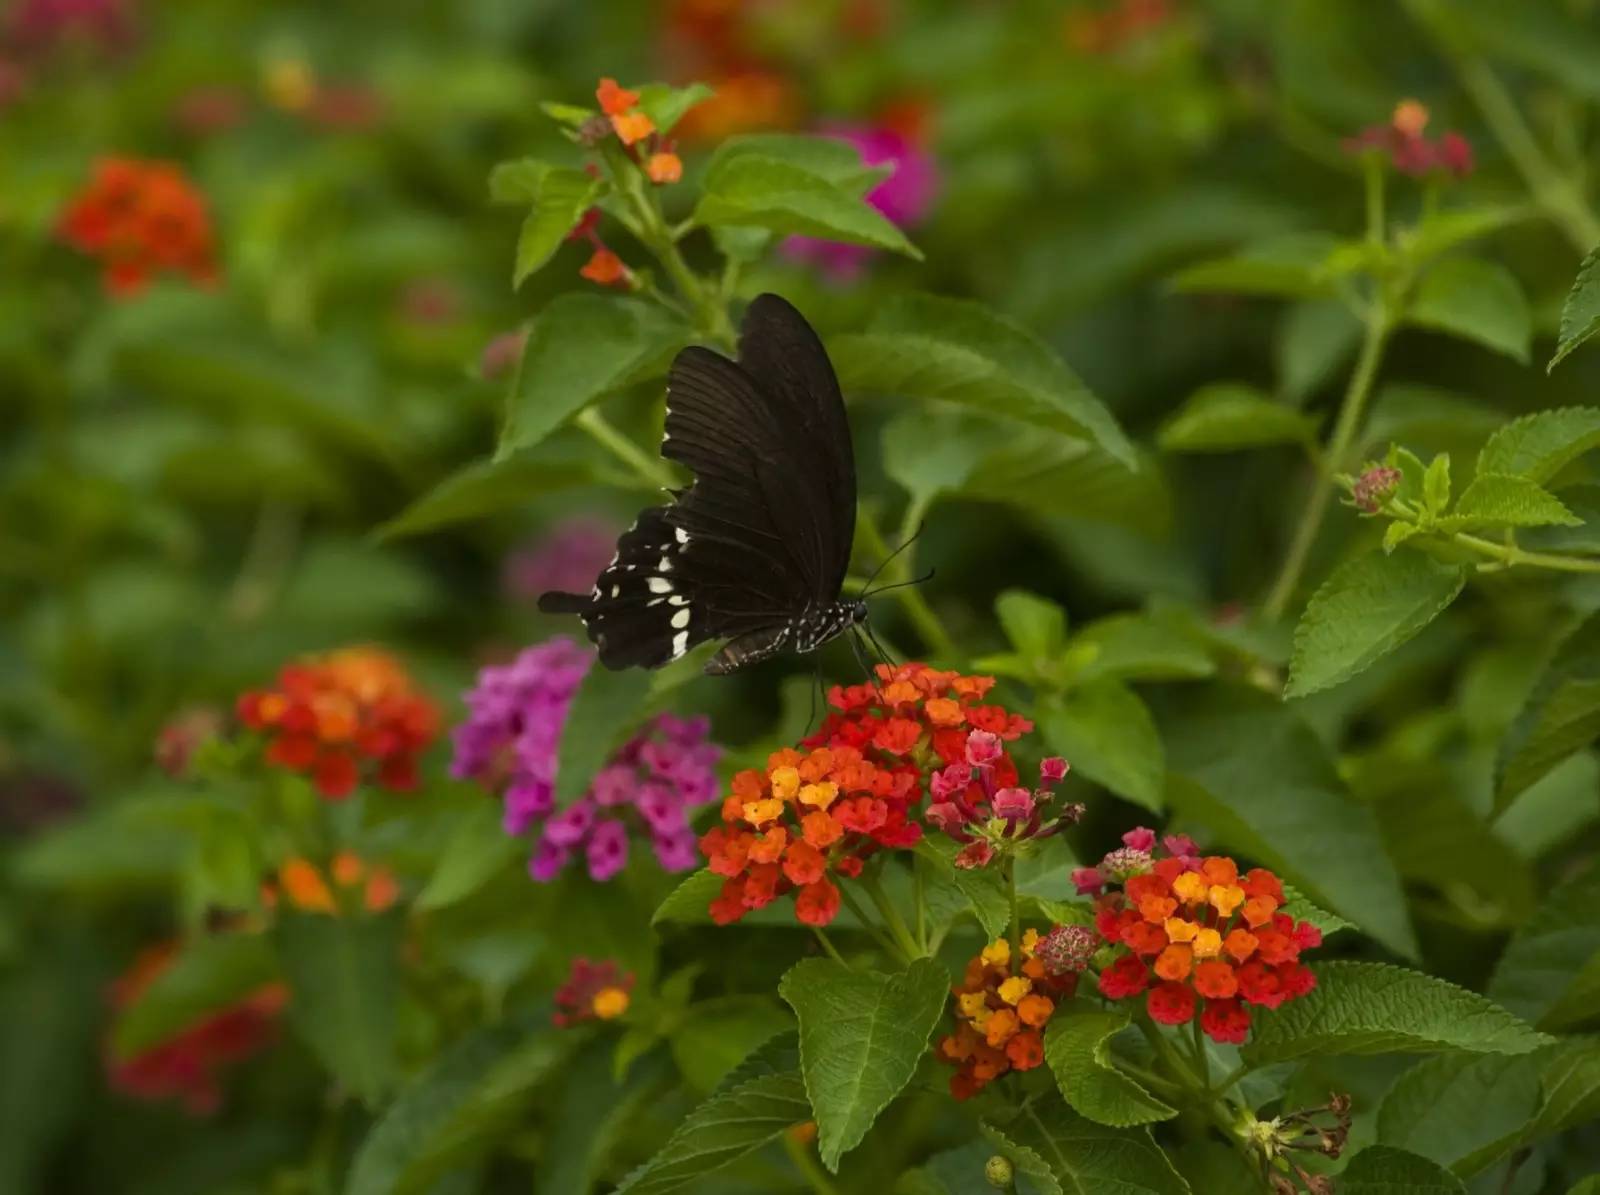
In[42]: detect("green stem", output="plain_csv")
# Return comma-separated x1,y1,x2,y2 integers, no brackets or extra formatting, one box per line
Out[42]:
857,508,956,659
1190,1017,1210,1087
1211,1061,1252,1096
783,1132,842,1195
575,407,677,489
812,927,849,967
1263,309,1392,621
861,871,923,960
1362,153,1385,248
1005,855,1022,961
837,883,908,962
1456,532,1600,573
914,858,928,955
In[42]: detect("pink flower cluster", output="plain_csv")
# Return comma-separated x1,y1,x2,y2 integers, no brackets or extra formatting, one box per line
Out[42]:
450,637,720,882
925,729,1078,868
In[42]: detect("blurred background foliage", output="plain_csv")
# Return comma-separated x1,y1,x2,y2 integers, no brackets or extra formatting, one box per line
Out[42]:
6,0,1600,1192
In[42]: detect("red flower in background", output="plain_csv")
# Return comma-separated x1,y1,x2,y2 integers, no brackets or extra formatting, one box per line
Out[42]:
699,663,1031,927
106,942,286,1115
57,157,219,298
237,646,439,800
553,957,634,1027
1344,100,1475,179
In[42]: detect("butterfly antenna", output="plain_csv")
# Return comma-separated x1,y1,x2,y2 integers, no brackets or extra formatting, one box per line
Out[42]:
857,522,926,595
846,627,887,703
862,567,936,599
862,621,900,677
805,658,824,737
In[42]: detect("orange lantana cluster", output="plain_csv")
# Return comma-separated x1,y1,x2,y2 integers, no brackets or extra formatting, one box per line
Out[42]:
58,157,219,297
699,663,1031,927
938,931,1080,1100
236,646,439,800
1089,832,1320,1044
263,853,400,915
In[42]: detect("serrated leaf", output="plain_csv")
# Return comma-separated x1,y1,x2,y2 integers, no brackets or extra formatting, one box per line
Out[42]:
1279,884,1354,937
513,168,602,287
1168,233,1342,299
1040,682,1164,813
1156,383,1317,453
1377,1052,1545,1177
540,101,592,127
1337,1145,1466,1194
1531,1036,1600,1140
1384,522,1421,552
414,800,522,911
634,81,714,135
554,662,653,807
111,932,278,1059
1242,962,1552,1066
1165,690,1415,958
1286,551,1467,698
914,838,1010,940
499,293,688,457
1550,245,1600,371
1423,453,1451,516
1498,610,1600,807
1439,474,1580,532
1476,407,1600,483
1488,863,1600,1029
1068,613,1215,683
996,589,1067,660
376,450,597,539
1406,258,1531,363
346,1012,577,1195
611,1047,810,1195
829,293,1134,467
279,910,403,1106
652,869,723,926
1044,1006,1176,1127
695,155,920,258
779,958,948,1171
979,1093,1191,1195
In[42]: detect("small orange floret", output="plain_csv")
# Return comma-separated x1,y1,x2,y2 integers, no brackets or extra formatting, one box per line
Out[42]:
610,110,656,145
646,152,682,184
595,77,640,116
580,247,628,286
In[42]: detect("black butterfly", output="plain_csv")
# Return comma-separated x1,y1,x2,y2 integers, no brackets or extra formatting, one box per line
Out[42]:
539,293,870,675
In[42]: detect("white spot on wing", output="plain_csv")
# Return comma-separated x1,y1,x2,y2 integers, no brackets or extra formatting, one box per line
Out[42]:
657,556,672,572
671,630,689,657
647,597,665,607
609,585,620,598
647,577,673,594
670,607,690,629
674,528,689,545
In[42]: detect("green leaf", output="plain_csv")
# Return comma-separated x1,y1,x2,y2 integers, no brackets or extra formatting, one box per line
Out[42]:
488,158,551,205
1277,299,1362,405
1498,610,1600,806
1550,245,1600,371
613,1036,810,1195
1169,233,1341,299
1242,962,1552,1066
1068,613,1216,684
499,293,688,457
111,932,278,1059
668,997,793,1094
1406,258,1531,363
707,133,887,192
652,869,722,927
996,589,1067,660
914,838,1010,941
1337,1145,1466,1194
1571,1181,1600,1195
1156,383,1317,453
346,1012,577,1195
1040,682,1164,812
1286,551,1467,698
1406,205,1531,263
1377,1052,1545,1176
829,293,1134,467
1165,690,1416,958
1438,474,1580,532
376,449,596,539
513,168,603,287
1422,453,1451,517
695,155,920,258
1279,883,1355,937
278,910,402,1106
1044,1005,1176,1127
979,1093,1192,1195
778,958,948,1171
880,408,990,502
894,1144,1000,1195
555,663,653,807
1488,863,1600,1029
634,81,714,135
1530,1036,1600,1141
1476,407,1600,484
415,800,522,911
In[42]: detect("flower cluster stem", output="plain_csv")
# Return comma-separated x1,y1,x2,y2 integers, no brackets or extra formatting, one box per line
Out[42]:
837,883,908,963
783,1133,842,1195
1004,855,1022,963
574,407,677,490
861,872,922,961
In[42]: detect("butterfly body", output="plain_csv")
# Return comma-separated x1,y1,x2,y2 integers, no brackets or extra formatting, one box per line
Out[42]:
539,294,861,675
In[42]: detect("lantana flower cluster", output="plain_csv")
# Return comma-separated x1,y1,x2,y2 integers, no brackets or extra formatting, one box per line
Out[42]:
106,942,286,1115
57,157,219,297
926,728,1077,868
937,928,1093,1100
451,637,720,882
1343,99,1473,178
699,664,1030,927
1080,829,1321,1044
237,646,440,799
553,957,633,1027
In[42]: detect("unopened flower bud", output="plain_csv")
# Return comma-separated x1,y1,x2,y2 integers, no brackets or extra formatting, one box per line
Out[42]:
1036,924,1097,976
1352,465,1401,513
984,1154,1015,1189
1098,846,1152,881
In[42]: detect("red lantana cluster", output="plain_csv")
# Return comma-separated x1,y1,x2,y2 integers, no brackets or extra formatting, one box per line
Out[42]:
58,157,219,297
106,942,286,1115
236,646,440,800
1085,830,1320,1044
1344,100,1473,178
553,957,633,1027
699,663,1030,927
938,929,1088,1100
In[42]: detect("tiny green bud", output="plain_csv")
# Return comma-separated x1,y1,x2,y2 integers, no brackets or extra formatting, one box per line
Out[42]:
984,1154,1015,1189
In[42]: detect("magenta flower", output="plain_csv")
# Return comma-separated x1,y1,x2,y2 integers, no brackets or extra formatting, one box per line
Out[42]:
451,637,721,882
8,0,133,52
1039,756,1069,783
935,729,1081,868
1121,826,1157,853
965,730,1003,769
504,515,620,604
782,122,937,279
